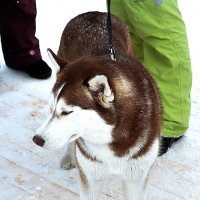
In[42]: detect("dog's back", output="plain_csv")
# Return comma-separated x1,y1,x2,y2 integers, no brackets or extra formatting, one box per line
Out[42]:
57,11,134,61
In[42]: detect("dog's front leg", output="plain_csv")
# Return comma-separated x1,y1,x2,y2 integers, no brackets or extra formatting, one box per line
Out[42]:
78,178,102,200
123,179,147,200
60,141,76,170
76,162,102,200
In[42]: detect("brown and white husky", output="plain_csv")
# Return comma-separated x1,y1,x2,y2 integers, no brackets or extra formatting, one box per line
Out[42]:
33,11,162,200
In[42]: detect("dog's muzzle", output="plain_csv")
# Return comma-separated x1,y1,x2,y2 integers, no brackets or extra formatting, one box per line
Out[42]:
32,135,45,147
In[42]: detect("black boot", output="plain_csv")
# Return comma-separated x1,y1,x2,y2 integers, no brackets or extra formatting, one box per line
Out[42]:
159,136,184,156
22,60,52,79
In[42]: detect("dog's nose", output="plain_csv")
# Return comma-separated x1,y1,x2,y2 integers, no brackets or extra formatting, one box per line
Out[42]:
32,135,45,147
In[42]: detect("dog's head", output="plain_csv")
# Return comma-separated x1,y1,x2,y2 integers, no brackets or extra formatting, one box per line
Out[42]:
33,49,161,157
33,49,118,149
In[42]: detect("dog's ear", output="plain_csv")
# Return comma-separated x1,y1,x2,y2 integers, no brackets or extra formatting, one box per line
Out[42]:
47,48,68,74
88,75,114,108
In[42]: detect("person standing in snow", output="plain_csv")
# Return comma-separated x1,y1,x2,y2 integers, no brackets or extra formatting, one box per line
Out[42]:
110,0,192,155
0,0,52,79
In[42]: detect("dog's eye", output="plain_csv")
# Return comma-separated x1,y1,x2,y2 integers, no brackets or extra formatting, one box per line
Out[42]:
61,111,73,116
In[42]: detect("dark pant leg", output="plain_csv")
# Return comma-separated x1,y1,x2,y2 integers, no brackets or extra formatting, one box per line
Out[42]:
0,0,42,69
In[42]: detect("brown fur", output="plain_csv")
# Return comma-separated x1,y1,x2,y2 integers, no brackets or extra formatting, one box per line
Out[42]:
57,12,134,61
51,11,162,158
76,158,89,191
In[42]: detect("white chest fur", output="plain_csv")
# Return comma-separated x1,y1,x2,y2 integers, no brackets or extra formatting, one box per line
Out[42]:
75,138,159,200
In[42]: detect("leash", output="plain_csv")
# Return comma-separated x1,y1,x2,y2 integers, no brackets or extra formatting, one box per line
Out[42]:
106,0,116,61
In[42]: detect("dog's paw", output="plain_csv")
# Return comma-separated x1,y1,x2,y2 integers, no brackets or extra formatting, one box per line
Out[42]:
60,155,76,170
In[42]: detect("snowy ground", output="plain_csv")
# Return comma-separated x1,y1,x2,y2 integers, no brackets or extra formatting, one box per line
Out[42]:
0,0,200,199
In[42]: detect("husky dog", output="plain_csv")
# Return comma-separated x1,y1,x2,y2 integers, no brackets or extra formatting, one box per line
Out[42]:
33,12,162,200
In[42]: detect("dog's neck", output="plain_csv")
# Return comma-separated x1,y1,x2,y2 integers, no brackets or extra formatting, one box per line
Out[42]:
76,138,105,163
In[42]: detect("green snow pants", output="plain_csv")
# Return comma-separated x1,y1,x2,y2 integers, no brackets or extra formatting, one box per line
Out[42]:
111,0,192,137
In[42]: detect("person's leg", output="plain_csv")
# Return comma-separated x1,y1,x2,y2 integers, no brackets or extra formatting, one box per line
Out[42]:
112,0,192,138
0,0,41,68
111,0,192,155
0,0,51,79
111,0,144,63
